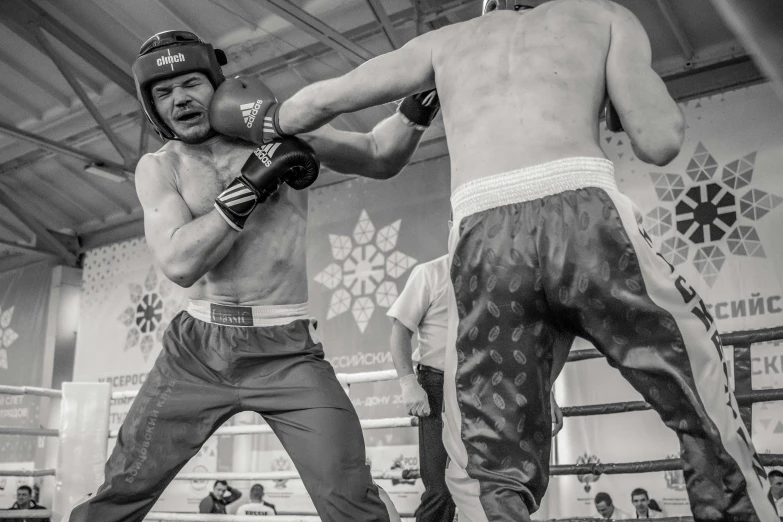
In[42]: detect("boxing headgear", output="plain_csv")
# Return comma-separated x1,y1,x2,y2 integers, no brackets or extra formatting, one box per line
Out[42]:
482,0,541,15
132,30,227,140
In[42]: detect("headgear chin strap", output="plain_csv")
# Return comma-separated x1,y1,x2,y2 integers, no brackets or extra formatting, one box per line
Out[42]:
132,30,227,141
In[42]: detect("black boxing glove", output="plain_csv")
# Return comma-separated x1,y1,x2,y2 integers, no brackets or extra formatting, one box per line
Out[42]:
398,89,440,131
214,138,319,230
603,97,624,133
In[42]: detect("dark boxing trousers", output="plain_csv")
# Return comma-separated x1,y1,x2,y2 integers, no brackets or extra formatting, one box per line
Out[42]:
66,301,391,522
442,158,776,522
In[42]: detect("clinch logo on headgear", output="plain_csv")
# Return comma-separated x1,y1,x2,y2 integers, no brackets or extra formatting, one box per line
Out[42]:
241,100,264,128
156,52,186,68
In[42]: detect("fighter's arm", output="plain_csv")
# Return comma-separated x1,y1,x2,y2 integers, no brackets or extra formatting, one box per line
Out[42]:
606,3,685,166
135,153,239,288
278,32,438,135
299,113,424,179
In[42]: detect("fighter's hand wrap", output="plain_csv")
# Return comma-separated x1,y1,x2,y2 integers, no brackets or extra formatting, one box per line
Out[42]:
400,374,430,417
214,138,319,230
397,89,440,131
604,97,624,133
209,76,288,144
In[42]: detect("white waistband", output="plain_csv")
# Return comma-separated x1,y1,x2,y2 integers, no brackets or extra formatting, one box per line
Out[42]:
450,157,617,225
187,300,309,327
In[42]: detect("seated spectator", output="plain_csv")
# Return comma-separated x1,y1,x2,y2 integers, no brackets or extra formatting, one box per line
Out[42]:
594,491,631,519
1,485,50,522
630,488,665,519
768,469,783,516
198,480,242,514
236,484,277,516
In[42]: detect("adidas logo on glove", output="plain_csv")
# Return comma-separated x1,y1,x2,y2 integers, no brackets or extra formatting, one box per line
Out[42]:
252,142,280,168
241,100,264,128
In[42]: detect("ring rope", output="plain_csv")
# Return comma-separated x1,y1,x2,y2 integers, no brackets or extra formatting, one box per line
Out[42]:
108,416,419,438
172,469,406,481
551,453,783,476
561,387,783,417
0,426,58,437
0,469,56,477
145,515,418,521
0,510,53,519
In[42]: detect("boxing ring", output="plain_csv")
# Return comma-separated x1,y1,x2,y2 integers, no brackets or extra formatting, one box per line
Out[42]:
2,326,783,521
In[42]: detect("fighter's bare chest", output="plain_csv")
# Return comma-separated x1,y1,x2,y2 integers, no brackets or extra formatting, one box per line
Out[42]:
174,149,252,217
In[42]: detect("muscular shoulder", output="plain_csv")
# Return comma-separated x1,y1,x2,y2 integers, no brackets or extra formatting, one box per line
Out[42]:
135,148,180,202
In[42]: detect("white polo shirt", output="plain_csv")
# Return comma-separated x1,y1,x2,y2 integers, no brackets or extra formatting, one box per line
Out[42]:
236,502,276,515
387,254,450,372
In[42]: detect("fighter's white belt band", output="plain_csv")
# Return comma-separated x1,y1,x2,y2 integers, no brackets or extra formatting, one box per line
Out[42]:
451,156,617,226
187,299,309,327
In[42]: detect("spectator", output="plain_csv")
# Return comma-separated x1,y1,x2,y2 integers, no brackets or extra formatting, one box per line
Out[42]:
630,488,665,519
236,484,277,516
594,492,631,519
768,469,783,515
1,485,50,522
387,254,456,522
198,480,242,514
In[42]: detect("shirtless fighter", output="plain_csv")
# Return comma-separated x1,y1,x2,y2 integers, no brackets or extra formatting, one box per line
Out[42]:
265,1,777,521
64,30,440,522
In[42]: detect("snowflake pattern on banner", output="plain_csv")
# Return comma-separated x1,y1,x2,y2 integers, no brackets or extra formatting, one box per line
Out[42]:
314,210,417,332
643,143,782,286
117,265,187,361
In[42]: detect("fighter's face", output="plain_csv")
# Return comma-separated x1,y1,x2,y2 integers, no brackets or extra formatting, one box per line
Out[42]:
631,494,649,512
482,0,550,15
771,475,783,499
151,72,216,144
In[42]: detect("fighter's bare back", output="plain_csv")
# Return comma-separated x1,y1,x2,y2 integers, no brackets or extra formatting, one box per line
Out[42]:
433,0,612,189
143,137,308,305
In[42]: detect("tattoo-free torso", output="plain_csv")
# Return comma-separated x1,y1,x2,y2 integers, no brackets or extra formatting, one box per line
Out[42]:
157,139,308,305
433,0,611,190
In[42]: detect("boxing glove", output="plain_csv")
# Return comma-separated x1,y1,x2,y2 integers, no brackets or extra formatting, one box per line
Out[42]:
209,76,284,144
397,89,440,131
604,97,624,133
214,138,319,230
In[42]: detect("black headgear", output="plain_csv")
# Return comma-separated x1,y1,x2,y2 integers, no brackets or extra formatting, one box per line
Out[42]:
132,30,227,140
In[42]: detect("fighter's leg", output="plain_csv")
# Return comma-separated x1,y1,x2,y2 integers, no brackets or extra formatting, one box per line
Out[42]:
542,187,776,522
66,317,238,522
443,205,558,522
261,405,396,522
236,318,397,522
415,369,456,522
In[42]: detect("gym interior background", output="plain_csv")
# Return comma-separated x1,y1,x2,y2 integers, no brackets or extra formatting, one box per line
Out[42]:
0,0,781,519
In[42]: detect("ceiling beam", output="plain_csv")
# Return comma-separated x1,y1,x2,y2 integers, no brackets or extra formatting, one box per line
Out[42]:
52,159,133,215
0,14,105,96
708,0,783,102
0,239,57,258
262,0,375,64
654,0,695,60
0,120,132,178
0,254,54,274
240,0,475,77
365,0,405,50
0,0,136,96
0,47,72,107
0,189,78,265
0,215,34,244
34,27,134,164
0,83,42,119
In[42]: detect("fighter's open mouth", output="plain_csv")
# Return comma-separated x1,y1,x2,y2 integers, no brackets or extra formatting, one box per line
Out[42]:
176,111,202,122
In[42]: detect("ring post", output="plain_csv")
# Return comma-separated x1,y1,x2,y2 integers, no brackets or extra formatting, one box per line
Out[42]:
53,382,111,519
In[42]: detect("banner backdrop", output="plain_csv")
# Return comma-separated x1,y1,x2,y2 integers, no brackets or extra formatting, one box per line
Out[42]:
0,260,55,467
546,83,783,519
